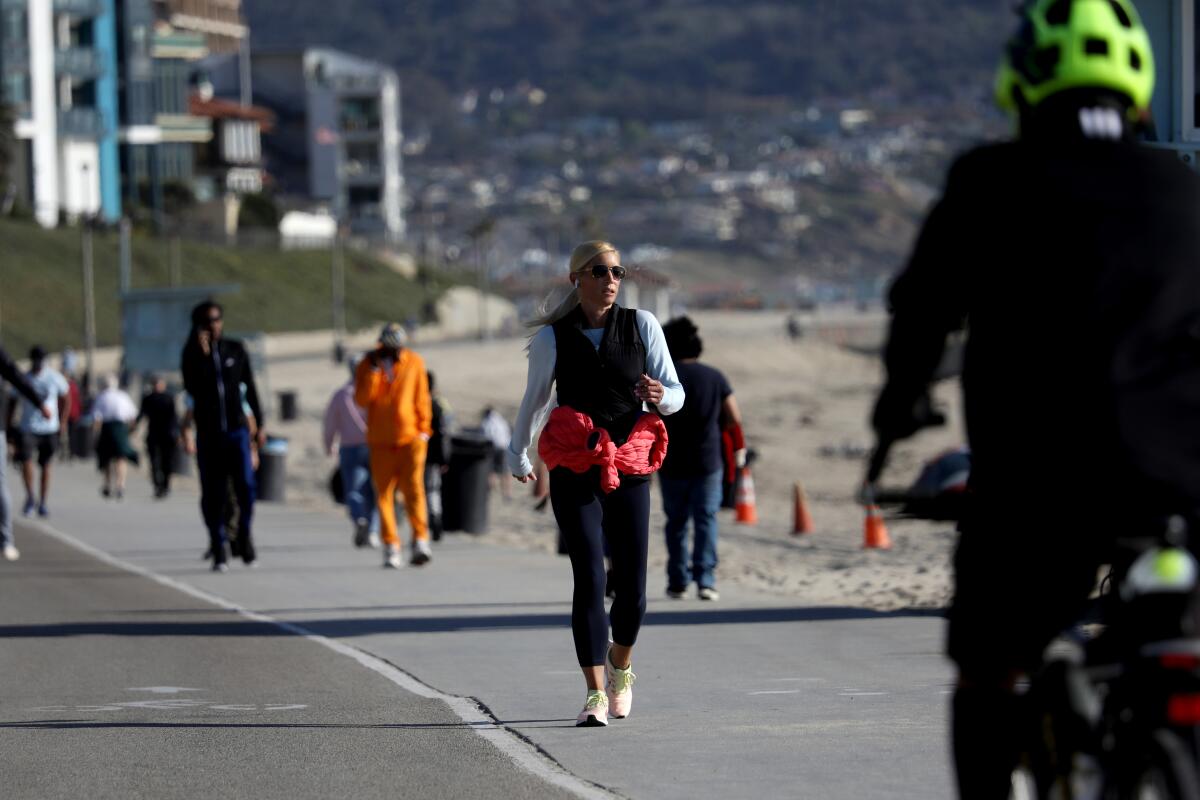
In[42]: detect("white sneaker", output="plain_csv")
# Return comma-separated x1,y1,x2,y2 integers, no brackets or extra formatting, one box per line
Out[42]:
576,690,609,727
383,544,402,569
410,539,432,566
698,586,720,601
2,544,19,561
605,649,637,719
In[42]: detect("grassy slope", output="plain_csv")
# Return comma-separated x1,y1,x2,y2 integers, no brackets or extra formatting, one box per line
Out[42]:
0,218,450,355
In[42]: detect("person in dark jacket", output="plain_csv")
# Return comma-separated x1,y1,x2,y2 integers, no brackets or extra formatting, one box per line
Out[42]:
180,300,266,571
865,2,1200,796
424,371,453,541
134,374,179,499
659,316,744,602
0,345,49,561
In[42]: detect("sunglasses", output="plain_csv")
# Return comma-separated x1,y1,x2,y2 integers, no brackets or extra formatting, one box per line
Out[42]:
578,264,627,281
208,315,223,323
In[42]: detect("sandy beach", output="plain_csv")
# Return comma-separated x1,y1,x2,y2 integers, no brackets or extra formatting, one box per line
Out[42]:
256,305,965,612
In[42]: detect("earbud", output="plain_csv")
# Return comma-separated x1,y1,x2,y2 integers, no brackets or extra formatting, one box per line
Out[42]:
574,280,581,289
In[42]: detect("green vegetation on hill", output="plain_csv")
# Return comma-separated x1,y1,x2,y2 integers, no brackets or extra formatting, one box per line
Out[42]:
248,0,1009,121
0,218,451,355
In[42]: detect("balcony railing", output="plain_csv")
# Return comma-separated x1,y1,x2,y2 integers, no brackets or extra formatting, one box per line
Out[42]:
58,107,105,138
53,0,103,18
55,47,103,80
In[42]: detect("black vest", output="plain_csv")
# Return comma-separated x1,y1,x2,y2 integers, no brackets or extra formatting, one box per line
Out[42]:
553,304,646,444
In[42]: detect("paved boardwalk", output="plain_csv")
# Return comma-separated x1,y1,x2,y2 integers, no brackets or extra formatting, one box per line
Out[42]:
0,463,954,799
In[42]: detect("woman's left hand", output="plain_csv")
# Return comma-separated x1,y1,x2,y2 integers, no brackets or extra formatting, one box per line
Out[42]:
635,373,663,404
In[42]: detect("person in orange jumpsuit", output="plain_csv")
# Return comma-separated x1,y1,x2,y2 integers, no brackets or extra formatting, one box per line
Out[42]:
354,323,433,568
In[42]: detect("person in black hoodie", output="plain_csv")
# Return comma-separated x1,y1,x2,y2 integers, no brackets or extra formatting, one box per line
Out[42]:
0,345,49,561
865,2,1200,796
180,300,265,571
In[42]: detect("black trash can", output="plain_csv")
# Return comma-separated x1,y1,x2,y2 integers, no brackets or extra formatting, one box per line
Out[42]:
443,432,492,533
69,421,94,459
277,391,298,422
257,436,288,502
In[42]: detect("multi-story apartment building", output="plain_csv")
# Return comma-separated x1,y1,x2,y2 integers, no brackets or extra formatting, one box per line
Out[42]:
1,0,122,226
209,47,405,241
114,0,212,224
151,0,243,55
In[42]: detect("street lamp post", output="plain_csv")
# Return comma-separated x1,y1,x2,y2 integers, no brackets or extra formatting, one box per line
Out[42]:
80,164,97,387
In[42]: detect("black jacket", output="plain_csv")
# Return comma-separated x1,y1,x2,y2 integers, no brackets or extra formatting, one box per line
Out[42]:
181,336,263,437
552,304,646,444
874,139,1200,521
0,345,46,423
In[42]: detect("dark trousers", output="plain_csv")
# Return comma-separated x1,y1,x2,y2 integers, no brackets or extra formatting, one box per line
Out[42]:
196,427,256,563
146,435,176,495
550,467,650,667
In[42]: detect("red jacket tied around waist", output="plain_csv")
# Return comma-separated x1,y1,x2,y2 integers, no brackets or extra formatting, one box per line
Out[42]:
538,406,669,493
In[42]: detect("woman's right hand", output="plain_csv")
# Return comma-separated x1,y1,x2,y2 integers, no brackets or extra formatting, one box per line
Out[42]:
514,472,537,484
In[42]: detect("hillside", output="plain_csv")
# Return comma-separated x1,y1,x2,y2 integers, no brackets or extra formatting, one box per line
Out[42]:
246,0,1011,120
0,218,452,355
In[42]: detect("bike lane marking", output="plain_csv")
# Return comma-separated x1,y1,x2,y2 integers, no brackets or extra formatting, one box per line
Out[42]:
27,519,616,800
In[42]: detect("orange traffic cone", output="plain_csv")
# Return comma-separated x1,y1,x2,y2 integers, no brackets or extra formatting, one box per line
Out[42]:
791,481,814,535
862,504,891,549
735,467,759,525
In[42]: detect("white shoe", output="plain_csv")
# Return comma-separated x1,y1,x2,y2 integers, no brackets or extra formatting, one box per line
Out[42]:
383,544,402,569
410,539,432,566
698,586,720,601
2,544,19,561
576,690,609,727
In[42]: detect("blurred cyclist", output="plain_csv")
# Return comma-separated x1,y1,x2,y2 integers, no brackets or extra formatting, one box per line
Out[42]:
865,1,1200,796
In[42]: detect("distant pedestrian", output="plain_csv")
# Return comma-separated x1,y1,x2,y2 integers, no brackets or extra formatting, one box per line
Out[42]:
480,406,512,500
134,374,179,498
425,371,453,541
60,347,78,379
7,346,69,519
181,300,265,572
659,316,745,602
509,240,684,727
323,356,379,549
355,323,433,568
91,375,140,500
0,345,50,560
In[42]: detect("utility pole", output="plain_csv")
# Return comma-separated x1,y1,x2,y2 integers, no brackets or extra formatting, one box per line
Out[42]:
331,230,346,362
81,218,96,386
80,163,96,385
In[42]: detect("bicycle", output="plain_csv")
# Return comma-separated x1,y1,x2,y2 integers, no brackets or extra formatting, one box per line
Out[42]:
864,439,1200,800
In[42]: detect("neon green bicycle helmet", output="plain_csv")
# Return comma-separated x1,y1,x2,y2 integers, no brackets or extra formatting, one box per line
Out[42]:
996,0,1155,116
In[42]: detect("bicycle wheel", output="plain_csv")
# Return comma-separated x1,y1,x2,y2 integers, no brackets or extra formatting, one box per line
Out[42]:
1123,730,1200,800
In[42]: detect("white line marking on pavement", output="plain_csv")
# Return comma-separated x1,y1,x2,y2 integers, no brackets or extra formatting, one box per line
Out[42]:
126,686,203,694
28,520,619,800
748,690,802,695
766,677,825,682
838,692,888,697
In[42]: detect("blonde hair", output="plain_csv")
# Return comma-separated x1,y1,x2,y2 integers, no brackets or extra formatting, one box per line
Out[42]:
524,240,620,346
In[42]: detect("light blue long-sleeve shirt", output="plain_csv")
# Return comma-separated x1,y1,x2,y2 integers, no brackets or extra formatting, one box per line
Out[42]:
507,308,684,477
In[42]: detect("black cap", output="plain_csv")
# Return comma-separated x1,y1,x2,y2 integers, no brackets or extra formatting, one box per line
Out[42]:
29,346,46,362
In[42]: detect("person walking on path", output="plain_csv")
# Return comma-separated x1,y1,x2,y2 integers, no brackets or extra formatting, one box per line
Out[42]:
181,300,265,572
324,356,379,549
91,375,140,500
0,345,49,560
8,346,69,519
659,316,744,602
133,375,179,498
865,2,1200,795
355,323,434,568
480,406,512,500
509,240,684,727
425,372,453,541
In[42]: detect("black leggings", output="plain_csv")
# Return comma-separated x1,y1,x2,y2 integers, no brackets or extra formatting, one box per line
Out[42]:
549,467,650,667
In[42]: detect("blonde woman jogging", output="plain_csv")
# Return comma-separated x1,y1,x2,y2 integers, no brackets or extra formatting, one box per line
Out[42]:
509,240,684,727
